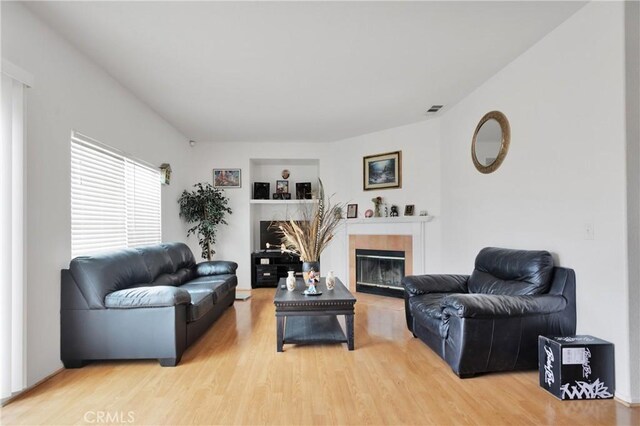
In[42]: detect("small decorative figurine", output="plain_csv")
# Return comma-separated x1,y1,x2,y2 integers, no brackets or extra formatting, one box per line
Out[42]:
390,205,399,217
371,196,383,217
286,270,296,292
326,271,336,290
307,269,320,285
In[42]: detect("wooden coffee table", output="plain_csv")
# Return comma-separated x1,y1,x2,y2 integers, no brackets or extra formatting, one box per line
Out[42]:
274,277,356,352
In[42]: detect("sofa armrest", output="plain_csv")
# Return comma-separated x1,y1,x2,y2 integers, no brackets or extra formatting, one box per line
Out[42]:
196,261,238,277
441,293,567,319
105,286,191,309
403,274,469,297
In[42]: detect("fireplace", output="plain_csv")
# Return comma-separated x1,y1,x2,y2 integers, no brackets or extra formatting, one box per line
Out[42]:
355,249,405,298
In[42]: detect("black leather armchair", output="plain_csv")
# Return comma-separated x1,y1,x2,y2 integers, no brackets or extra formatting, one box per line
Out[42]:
403,247,576,377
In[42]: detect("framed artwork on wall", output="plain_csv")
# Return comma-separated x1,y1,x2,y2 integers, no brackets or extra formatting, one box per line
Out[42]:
363,151,401,191
213,169,241,188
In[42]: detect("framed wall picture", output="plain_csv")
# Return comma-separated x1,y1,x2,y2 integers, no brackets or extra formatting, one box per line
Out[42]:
347,204,358,219
213,169,241,188
363,151,401,191
276,180,289,194
404,204,415,216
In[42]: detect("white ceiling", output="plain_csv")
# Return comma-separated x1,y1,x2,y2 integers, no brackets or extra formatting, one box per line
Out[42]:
26,1,586,142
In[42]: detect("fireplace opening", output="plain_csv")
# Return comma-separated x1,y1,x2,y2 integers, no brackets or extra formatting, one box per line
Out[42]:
355,249,405,298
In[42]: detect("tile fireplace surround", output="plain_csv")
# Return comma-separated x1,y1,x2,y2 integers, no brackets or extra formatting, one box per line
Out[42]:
339,217,432,292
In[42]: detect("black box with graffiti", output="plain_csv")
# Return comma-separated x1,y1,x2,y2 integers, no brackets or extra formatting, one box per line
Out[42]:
538,335,615,400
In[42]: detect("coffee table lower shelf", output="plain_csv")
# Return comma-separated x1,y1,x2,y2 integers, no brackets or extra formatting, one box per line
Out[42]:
283,315,347,345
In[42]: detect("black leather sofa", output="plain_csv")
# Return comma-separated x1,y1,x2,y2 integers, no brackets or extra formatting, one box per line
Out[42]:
61,242,237,368
403,247,576,377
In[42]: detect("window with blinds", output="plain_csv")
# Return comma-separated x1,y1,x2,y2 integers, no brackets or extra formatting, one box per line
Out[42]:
71,132,161,258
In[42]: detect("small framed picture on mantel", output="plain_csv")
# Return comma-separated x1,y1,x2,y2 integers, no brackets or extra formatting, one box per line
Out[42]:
347,204,358,219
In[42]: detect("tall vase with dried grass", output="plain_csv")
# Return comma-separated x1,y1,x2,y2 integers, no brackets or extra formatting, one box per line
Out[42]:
276,179,343,284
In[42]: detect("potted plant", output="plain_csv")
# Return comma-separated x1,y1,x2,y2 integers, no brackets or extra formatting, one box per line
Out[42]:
178,183,232,260
276,179,343,282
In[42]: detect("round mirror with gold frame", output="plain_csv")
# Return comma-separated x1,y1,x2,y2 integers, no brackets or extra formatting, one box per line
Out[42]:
471,110,510,174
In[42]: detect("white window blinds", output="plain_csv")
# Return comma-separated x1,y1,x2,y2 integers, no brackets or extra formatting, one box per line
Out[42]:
125,158,162,247
71,132,161,258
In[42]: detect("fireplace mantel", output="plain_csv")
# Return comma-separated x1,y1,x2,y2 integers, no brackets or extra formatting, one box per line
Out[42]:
343,215,433,225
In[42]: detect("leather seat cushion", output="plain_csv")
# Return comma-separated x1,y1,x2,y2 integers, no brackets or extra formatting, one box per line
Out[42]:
409,293,448,335
185,289,214,322
105,286,190,309
181,276,232,304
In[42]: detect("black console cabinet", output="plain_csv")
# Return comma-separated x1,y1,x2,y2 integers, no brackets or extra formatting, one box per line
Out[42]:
251,251,302,288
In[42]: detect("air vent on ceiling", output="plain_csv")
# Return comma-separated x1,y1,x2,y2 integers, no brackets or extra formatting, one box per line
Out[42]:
426,105,444,114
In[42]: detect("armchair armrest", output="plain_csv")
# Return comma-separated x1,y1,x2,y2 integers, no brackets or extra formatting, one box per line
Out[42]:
441,293,567,319
403,274,469,297
105,286,191,309
196,261,238,277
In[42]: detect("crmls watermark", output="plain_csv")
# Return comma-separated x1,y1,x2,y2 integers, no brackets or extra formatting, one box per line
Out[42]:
83,411,135,424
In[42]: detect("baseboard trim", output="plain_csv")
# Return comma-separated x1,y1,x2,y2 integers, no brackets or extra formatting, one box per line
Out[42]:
1,367,64,407
235,290,252,301
614,396,640,407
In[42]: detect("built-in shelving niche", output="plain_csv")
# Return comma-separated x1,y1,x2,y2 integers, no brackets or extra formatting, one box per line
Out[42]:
249,158,320,252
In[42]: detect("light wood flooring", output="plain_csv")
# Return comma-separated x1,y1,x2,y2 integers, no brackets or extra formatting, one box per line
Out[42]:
1,289,638,425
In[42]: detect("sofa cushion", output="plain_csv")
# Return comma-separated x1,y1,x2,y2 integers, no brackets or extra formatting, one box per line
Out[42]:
409,293,448,336
105,286,190,308
161,242,196,272
185,290,214,322
136,245,175,280
468,247,554,296
181,276,232,304
207,274,238,289
70,248,152,309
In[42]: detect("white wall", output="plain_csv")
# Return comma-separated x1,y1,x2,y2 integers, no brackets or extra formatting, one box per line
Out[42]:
1,2,191,387
624,0,640,403
439,2,636,402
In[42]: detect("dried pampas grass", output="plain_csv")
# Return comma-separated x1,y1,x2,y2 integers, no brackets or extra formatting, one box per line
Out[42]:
276,179,343,262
